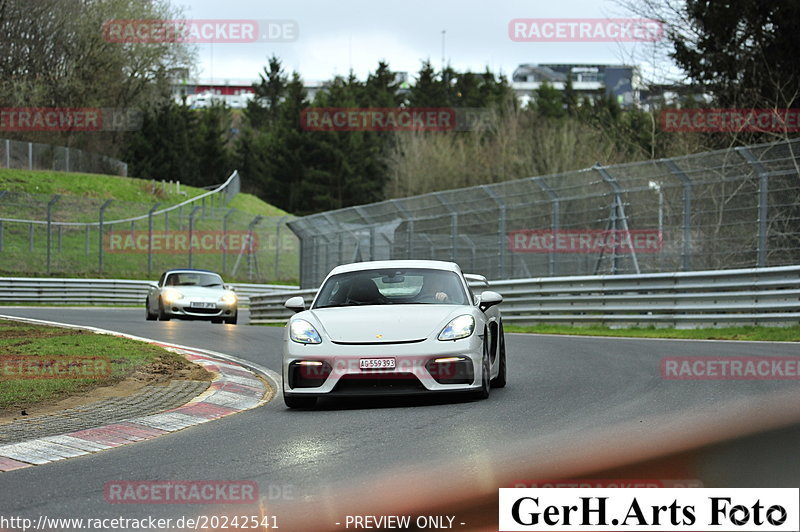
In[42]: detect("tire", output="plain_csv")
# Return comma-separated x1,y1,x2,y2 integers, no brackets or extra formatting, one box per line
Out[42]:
145,298,157,321
225,311,238,325
158,299,171,321
284,394,317,409
491,323,507,388
473,336,491,400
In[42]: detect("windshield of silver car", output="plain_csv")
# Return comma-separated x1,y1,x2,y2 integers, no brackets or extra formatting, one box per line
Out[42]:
164,272,224,288
313,269,468,308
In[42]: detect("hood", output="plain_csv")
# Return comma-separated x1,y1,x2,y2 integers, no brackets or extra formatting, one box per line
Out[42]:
309,305,465,343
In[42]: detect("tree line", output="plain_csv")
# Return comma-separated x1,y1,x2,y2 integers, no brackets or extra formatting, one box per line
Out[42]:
116,57,706,213
122,58,515,215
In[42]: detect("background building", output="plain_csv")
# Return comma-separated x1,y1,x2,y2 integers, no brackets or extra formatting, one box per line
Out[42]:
511,63,643,108
170,67,652,110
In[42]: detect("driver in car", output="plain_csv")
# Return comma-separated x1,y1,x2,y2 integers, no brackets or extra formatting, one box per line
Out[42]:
418,276,454,303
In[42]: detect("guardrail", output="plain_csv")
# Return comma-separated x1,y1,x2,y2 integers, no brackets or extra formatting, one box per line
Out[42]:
249,288,319,323
0,277,297,306
248,265,800,327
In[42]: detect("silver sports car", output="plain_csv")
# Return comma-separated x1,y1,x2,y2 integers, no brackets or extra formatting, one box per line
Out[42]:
145,269,238,324
282,260,506,408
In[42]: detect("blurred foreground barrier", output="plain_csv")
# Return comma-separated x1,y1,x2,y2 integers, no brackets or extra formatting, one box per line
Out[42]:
249,265,800,327
0,277,297,306
271,386,800,531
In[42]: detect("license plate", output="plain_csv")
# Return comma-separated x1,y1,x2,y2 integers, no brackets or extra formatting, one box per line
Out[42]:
190,302,217,309
359,358,395,370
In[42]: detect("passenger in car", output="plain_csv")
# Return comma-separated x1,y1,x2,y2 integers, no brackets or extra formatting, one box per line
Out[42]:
346,280,387,305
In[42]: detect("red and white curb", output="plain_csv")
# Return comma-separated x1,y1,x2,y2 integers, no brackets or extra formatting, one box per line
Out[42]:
0,315,280,472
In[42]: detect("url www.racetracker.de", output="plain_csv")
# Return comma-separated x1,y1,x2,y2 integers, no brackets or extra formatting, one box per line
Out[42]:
0,514,280,530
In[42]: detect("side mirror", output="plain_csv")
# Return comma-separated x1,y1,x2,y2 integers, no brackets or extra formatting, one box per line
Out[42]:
478,290,502,311
464,273,488,287
284,296,306,313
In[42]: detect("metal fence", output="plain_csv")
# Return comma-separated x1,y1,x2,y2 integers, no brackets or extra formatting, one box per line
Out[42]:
0,138,128,176
249,265,800,327
289,137,800,288
0,171,299,282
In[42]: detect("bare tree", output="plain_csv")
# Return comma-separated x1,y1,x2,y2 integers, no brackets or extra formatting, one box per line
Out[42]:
0,0,196,154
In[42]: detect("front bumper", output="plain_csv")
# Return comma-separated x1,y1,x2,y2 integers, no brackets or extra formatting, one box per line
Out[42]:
164,300,237,319
282,334,485,397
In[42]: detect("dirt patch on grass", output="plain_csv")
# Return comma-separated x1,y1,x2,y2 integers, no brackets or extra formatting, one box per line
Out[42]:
127,353,214,384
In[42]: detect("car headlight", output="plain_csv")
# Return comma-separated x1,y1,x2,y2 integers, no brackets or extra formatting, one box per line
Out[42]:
162,289,183,304
289,319,322,344
438,315,475,341
220,293,237,305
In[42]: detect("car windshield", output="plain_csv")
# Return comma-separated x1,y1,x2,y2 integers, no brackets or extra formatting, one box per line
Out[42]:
313,268,468,308
164,272,224,288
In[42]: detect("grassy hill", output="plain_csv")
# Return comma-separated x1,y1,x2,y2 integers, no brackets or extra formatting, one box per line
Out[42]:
0,169,287,217
0,169,204,203
0,169,297,283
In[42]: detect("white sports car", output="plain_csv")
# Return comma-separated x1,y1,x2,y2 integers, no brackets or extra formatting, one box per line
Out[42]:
145,269,238,324
282,260,506,408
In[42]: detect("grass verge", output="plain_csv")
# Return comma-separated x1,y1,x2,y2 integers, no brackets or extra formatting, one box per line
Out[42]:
227,193,287,217
0,318,208,410
504,324,800,342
